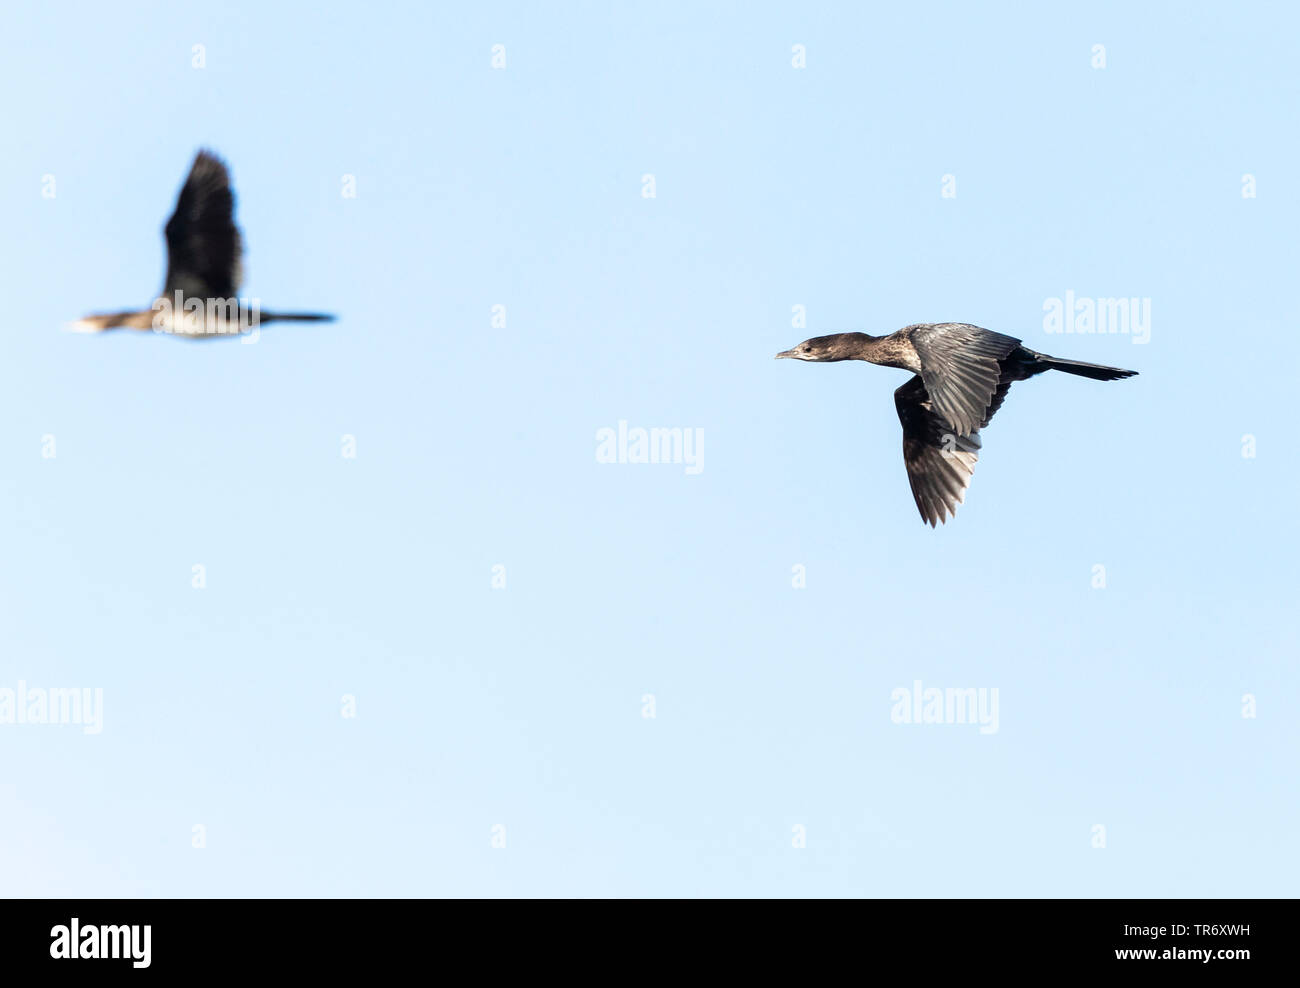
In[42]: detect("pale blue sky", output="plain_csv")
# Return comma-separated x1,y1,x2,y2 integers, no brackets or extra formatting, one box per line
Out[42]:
1,1,1296,897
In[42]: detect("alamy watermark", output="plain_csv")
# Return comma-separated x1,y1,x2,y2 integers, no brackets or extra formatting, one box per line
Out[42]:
0,681,103,734
1042,290,1150,344
50,919,150,967
890,680,998,734
596,421,704,475
152,290,262,339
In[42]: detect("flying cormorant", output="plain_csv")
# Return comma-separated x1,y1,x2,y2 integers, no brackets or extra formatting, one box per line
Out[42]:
69,150,333,338
776,324,1137,526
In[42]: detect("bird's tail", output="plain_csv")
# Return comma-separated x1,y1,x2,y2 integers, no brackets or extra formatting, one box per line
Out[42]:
258,311,336,325
1027,349,1137,381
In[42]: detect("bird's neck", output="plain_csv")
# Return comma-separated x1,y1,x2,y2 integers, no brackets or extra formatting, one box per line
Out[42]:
855,333,920,372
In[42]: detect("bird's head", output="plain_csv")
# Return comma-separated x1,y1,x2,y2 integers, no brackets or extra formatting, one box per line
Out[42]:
775,333,872,362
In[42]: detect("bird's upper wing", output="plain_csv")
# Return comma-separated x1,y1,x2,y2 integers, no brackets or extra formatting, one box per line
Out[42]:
160,150,243,301
910,323,1021,436
894,374,982,527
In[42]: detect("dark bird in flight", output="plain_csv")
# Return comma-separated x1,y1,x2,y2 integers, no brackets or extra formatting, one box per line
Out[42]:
70,149,333,338
776,324,1137,526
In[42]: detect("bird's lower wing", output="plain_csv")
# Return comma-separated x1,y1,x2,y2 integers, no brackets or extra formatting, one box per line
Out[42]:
912,323,1020,436
895,375,982,527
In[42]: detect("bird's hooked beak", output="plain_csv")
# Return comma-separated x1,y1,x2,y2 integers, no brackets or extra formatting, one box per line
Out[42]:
776,343,821,360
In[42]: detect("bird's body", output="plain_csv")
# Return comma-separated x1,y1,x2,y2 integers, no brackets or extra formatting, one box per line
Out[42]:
70,150,333,338
776,324,1137,526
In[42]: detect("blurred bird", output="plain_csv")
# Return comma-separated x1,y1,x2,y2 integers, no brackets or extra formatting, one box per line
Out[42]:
69,149,333,338
776,323,1137,526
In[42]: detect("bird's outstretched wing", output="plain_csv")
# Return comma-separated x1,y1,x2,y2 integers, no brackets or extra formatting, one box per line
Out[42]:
910,323,1021,436
894,374,982,527
160,150,243,301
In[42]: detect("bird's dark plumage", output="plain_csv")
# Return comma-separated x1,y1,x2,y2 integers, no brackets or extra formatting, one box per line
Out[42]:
776,323,1137,526
911,322,1021,437
894,375,983,527
71,149,333,336
162,150,243,302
